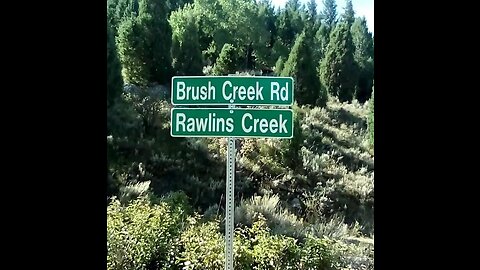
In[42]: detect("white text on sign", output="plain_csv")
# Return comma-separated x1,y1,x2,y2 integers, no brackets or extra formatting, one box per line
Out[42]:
175,80,290,103
175,112,288,134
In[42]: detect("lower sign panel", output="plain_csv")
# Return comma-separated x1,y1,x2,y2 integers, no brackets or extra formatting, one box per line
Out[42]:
171,108,293,138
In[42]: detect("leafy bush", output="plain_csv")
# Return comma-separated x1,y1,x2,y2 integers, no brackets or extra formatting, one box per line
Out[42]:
299,236,337,270
212,43,237,75
108,195,346,270
180,214,339,270
234,215,299,269
107,194,187,270
179,217,225,269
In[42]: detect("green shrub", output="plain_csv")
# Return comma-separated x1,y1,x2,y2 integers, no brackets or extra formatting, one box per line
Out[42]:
212,43,237,75
177,213,341,270
234,215,299,269
299,236,337,270
178,217,225,269
107,195,187,270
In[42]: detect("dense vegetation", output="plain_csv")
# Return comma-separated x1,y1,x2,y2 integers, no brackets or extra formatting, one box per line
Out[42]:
107,0,374,269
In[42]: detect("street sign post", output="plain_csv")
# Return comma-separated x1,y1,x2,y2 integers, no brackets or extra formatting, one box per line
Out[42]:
224,105,235,270
170,75,294,270
171,76,294,106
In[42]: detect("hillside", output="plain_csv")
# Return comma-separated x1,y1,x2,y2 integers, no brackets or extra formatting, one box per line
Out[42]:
107,86,374,269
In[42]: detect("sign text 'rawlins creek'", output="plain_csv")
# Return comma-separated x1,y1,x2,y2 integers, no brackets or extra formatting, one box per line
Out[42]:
171,108,293,138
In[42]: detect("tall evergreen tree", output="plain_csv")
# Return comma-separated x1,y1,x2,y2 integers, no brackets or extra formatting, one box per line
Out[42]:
306,0,318,29
276,9,296,49
351,17,374,102
212,43,237,75
286,0,305,41
281,31,326,106
286,0,301,11
138,0,173,84
261,0,277,49
115,0,139,24
170,5,203,75
313,23,330,64
342,0,355,26
116,16,149,86
307,0,317,20
109,0,140,37
107,0,119,36
319,22,358,102
256,0,277,67
321,0,337,28
352,18,374,60
107,22,124,108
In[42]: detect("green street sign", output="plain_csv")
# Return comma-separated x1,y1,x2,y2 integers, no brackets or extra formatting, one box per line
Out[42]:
171,108,293,138
171,76,294,106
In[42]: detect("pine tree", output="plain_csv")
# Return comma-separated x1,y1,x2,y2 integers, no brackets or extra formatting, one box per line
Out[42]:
107,0,119,36
352,17,374,102
281,31,326,106
138,0,172,84
256,0,277,67
116,16,149,86
285,0,304,42
171,5,203,76
276,9,296,49
286,0,301,11
313,23,330,64
107,22,124,108
319,22,358,102
109,0,140,37
306,0,318,29
115,0,139,24
342,0,355,26
212,43,237,75
352,18,374,60
321,0,337,28
307,0,317,20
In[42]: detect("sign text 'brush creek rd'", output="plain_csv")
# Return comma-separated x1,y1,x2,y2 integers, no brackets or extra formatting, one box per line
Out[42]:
171,76,294,106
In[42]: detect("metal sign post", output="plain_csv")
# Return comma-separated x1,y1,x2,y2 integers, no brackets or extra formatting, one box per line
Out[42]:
225,105,235,270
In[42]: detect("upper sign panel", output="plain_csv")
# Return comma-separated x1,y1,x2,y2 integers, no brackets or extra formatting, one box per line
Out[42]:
171,76,294,106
